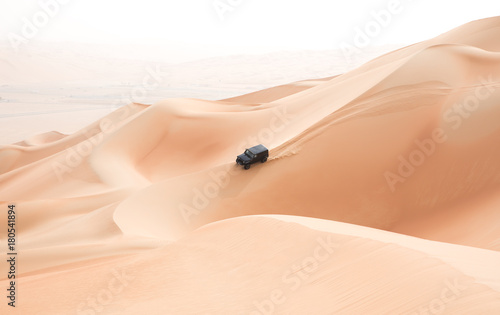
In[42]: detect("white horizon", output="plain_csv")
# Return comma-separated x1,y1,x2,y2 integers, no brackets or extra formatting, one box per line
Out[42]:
0,0,498,61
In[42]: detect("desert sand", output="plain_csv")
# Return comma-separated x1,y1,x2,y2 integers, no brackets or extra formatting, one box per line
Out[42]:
1,17,500,314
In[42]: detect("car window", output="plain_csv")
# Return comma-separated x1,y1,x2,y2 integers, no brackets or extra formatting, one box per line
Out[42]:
245,149,254,157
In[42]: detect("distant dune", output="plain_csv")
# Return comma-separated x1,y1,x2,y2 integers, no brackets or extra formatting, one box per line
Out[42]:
1,17,500,314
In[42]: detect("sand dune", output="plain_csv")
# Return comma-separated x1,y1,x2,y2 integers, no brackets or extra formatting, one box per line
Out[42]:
1,16,500,314
11,216,500,314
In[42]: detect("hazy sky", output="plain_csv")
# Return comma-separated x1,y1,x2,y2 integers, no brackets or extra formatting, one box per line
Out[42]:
1,0,498,57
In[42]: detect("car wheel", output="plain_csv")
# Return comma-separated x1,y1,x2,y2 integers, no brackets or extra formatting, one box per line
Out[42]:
244,164,250,170
261,157,267,163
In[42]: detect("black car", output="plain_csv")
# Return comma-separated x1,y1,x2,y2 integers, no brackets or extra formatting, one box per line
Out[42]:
236,144,269,169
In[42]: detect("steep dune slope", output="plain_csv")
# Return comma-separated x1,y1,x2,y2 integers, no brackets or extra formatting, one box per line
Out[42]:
114,36,500,246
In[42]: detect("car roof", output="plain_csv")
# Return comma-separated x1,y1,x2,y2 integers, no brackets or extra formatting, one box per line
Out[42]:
248,144,268,154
